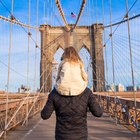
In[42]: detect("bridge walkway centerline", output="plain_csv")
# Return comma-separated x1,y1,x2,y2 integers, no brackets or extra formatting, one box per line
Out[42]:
3,113,140,140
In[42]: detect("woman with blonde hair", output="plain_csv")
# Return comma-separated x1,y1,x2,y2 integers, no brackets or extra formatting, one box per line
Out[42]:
41,46,103,140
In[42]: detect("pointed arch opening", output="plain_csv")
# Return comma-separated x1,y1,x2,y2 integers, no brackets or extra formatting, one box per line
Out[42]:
52,47,64,89
79,46,93,89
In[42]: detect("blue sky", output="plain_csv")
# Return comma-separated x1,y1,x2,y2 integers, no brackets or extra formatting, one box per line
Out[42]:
0,0,140,92
0,0,140,25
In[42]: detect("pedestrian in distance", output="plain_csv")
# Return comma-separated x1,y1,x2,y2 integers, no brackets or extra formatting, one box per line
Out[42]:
41,46,103,140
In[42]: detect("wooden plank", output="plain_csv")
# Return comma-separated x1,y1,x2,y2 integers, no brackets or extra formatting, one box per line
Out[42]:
3,113,140,140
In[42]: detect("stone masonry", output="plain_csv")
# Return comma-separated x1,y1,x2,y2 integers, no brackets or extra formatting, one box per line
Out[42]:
40,24,104,92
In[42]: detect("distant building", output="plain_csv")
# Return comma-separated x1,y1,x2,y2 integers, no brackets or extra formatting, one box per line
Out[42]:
18,85,30,93
106,84,115,92
126,86,137,92
137,85,140,91
116,83,124,92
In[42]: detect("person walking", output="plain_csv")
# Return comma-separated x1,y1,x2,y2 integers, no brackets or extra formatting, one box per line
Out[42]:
41,46,103,140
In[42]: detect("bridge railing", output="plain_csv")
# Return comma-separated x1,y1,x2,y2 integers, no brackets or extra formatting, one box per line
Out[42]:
96,94,140,132
0,93,47,137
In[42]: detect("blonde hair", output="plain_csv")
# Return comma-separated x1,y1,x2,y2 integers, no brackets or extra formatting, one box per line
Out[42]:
62,46,82,64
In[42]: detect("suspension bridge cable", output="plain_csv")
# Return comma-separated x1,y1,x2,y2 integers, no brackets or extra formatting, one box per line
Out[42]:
43,0,46,24
34,0,38,93
103,0,138,46
0,0,11,13
72,0,87,30
0,58,54,136
92,50,123,93
25,0,31,126
125,0,136,107
114,32,140,52
113,43,140,85
109,0,115,95
55,0,87,31
0,60,34,81
0,1,52,72
0,0,38,29
95,0,98,23
4,0,14,138
105,29,140,44
104,13,140,28
0,15,39,29
110,33,140,86
92,58,130,99
50,0,53,25
55,0,70,30
102,0,109,85
22,68,52,125
113,38,140,77
52,0,55,26
33,0,38,114
43,33,65,49
0,0,44,60
113,35,140,58
113,44,133,84
23,53,63,122
94,17,139,70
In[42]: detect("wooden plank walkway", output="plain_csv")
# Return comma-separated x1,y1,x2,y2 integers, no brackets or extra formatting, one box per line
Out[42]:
4,113,140,140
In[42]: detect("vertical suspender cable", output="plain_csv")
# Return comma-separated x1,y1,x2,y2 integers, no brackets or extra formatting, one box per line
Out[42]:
5,0,14,138
33,0,38,114
50,0,53,25
125,0,136,107
102,0,108,86
87,0,89,25
47,0,49,24
88,0,91,25
90,0,94,90
53,0,55,26
109,0,115,93
52,0,54,26
26,0,31,126
95,0,98,23
44,0,46,24
91,0,94,23
109,0,117,124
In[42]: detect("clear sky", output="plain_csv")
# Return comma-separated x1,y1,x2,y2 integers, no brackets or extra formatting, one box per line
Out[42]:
0,0,140,92
0,0,140,25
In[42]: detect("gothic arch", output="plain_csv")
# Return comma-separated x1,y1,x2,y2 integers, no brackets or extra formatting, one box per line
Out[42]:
53,44,64,56
79,44,90,54
40,24,104,92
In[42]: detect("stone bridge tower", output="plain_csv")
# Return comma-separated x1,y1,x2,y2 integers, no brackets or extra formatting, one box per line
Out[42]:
40,24,105,93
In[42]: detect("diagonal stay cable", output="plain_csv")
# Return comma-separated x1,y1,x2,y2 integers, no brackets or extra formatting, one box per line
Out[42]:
0,61,53,137
0,1,50,65
0,60,34,81
0,0,38,29
103,0,138,46
0,0,11,14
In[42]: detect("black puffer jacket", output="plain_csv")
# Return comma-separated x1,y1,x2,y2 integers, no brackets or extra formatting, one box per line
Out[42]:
41,88,103,140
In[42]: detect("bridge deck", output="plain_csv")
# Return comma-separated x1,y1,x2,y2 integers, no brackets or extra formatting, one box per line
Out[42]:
4,113,139,140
